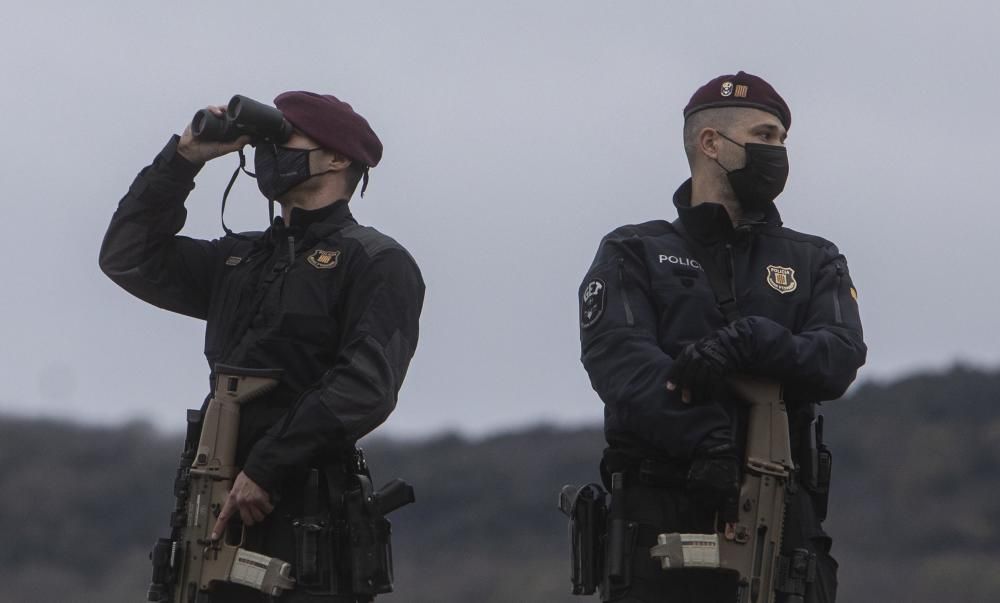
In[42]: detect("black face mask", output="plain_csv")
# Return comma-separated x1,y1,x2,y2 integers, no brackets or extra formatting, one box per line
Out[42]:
253,144,321,201
715,132,789,211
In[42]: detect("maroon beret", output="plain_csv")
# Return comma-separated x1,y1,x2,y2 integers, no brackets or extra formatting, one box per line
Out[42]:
274,91,383,168
683,71,791,131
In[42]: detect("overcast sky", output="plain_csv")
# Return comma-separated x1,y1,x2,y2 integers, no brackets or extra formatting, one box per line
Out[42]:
1,1,997,438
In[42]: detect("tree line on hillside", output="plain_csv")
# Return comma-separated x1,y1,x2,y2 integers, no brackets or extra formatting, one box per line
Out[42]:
0,366,998,602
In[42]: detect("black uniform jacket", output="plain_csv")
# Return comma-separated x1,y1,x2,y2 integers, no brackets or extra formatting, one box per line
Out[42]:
100,136,425,494
580,179,866,461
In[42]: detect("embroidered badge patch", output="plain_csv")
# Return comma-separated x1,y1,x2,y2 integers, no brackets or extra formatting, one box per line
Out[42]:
765,265,797,294
581,279,607,329
307,249,340,269
225,256,243,266
720,81,734,97
850,287,858,302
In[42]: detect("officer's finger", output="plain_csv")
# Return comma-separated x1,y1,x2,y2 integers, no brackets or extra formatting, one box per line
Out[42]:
238,503,255,527
219,135,251,155
211,496,235,540
260,496,275,515
246,504,266,525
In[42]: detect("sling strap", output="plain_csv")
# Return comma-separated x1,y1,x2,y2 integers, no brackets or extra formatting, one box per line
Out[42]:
667,219,742,323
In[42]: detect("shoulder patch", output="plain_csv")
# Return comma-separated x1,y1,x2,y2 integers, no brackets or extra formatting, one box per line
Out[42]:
581,279,607,329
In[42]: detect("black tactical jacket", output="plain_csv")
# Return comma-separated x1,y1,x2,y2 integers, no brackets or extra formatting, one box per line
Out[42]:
579,179,866,461
100,136,424,494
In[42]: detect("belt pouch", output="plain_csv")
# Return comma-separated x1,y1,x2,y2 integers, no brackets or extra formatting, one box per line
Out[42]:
293,468,338,593
600,472,637,601
814,444,832,522
812,416,833,522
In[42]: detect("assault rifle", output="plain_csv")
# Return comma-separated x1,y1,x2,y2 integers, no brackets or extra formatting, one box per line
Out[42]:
649,376,794,603
147,365,295,602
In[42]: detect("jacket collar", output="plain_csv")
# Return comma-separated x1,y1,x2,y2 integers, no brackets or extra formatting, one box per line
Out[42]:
672,178,782,243
268,199,356,245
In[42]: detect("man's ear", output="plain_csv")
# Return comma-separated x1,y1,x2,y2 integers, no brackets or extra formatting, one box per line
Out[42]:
698,128,721,161
323,152,353,173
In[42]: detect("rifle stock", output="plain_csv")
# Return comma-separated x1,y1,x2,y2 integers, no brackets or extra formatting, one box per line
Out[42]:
147,365,295,602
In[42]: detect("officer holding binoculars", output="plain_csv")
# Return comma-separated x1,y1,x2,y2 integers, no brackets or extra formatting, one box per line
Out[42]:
100,91,425,602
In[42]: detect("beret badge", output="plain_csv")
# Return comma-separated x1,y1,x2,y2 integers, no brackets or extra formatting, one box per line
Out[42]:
684,71,791,130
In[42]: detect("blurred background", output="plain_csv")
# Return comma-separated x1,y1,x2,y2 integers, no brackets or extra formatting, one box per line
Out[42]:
1,1,998,601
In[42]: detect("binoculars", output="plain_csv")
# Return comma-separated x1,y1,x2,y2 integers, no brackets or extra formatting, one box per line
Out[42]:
191,95,293,144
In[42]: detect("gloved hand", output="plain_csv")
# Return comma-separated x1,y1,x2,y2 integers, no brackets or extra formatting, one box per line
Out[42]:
666,321,749,403
687,444,741,519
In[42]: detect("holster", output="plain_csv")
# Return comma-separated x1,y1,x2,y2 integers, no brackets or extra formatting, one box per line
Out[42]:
292,450,414,597
558,473,639,600
342,473,396,596
558,482,608,595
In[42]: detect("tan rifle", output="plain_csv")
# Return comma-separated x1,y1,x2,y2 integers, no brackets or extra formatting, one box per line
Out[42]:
148,365,295,602
649,376,794,603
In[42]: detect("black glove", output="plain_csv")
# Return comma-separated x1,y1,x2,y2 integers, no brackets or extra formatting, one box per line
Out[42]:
666,322,747,403
687,444,741,521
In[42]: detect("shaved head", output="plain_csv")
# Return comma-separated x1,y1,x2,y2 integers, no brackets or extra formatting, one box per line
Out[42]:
683,107,787,167
683,107,745,165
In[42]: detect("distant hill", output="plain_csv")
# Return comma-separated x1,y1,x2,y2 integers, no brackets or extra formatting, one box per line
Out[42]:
1,366,998,602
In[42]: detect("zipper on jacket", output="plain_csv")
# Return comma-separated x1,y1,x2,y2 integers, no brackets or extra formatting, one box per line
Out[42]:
286,235,296,270
725,243,737,302
617,257,635,327
832,261,844,324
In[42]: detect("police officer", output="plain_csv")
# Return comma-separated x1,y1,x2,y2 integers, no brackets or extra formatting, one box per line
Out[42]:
578,72,865,602
100,91,424,602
